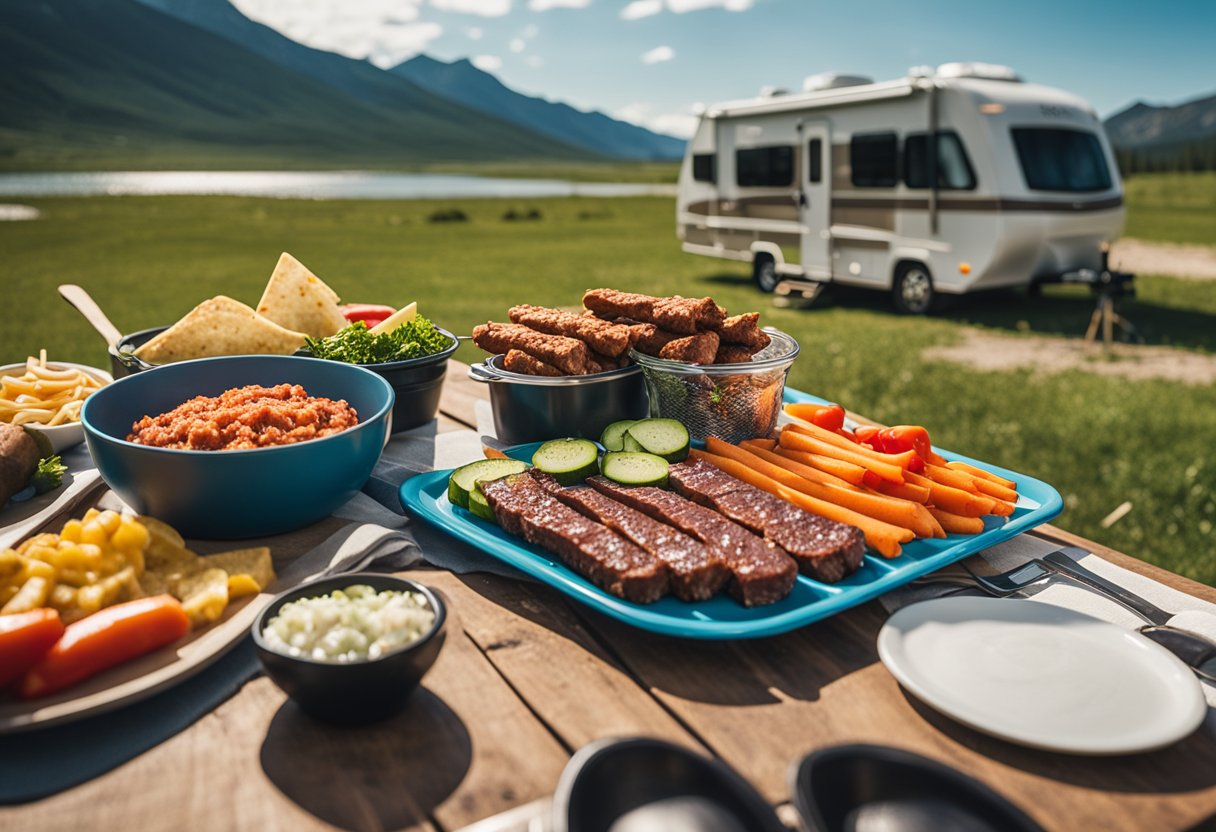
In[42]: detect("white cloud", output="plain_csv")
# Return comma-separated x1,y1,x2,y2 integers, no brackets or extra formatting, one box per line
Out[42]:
466,25,484,39
621,0,662,19
667,0,752,11
641,45,674,64
613,101,698,138
430,0,511,17
231,0,443,67
472,54,503,71
510,37,527,52
527,0,589,9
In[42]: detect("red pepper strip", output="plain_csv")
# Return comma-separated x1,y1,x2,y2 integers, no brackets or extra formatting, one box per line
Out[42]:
885,425,948,466
0,609,64,688
853,426,881,449
19,595,190,699
784,402,846,432
339,304,396,325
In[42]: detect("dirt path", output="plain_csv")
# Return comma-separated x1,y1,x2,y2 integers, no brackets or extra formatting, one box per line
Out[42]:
923,328,1216,386
1109,238,1216,280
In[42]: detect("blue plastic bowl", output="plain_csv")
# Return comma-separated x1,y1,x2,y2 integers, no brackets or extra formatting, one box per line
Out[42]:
81,355,394,539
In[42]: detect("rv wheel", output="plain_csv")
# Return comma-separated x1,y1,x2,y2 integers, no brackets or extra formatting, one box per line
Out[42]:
753,255,779,293
893,263,935,315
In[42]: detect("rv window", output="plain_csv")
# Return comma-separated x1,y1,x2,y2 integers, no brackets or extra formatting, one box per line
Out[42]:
736,145,794,188
692,153,716,183
1011,128,1112,192
850,132,898,187
904,132,976,190
807,139,823,183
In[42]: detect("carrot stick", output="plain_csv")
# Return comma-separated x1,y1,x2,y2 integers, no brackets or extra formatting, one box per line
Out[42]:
924,463,983,494
988,498,1016,517
739,437,777,452
905,470,997,517
873,478,932,504
774,447,868,486
690,450,912,557
0,608,64,688
784,420,921,470
483,447,509,460
928,507,986,535
779,429,907,484
947,460,1016,490
19,595,190,699
968,475,1019,503
921,508,947,538
734,445,938,537
740,444,858,490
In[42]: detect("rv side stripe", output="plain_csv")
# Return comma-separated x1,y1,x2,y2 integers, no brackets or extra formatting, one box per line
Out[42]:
829,196,1124,212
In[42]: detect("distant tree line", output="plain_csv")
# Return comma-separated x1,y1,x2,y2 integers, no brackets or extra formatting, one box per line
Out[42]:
1114,136,1216,175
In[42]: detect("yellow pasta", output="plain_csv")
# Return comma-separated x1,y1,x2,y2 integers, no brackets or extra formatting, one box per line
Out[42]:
0,350,106,427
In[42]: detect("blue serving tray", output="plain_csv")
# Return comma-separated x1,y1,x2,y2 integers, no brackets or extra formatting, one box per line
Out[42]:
399,388,1063,639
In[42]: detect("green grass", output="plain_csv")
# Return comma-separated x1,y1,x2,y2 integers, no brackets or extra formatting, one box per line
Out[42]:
1122,171,1216,245
2,195,1214,584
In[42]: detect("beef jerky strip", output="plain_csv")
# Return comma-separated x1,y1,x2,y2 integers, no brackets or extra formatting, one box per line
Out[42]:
509,304,633,358
481,474,669,603
552,482,729,601
714,344,759,365
583,289,724,335
658,330,719,365
472,321,590,375
502,349,563,377
668,458,865,583
628,323,679,356
588,476,797,606
717,313,772,350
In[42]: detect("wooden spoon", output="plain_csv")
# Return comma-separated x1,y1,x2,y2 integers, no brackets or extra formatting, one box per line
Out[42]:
58,284,123,349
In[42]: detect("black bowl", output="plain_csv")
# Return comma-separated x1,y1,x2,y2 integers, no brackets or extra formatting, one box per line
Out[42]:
791,745,1043,832
552,737,786,832
252,573,447,725
112,325,457,433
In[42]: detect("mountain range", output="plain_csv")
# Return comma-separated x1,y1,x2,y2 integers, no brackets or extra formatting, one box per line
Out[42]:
1103,92,1216,173
0,0,684,171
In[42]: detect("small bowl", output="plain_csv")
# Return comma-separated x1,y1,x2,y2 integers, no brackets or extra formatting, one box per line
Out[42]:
552,737,786,832
299,326,459,434
81,354,393,538
791,744,1043,832
0,361,113,453
252,573,447,725
108,326,165,378
631,328,799,443
469,356,649,445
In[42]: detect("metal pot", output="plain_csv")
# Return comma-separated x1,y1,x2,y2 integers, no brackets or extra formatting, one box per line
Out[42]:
469,356,649,445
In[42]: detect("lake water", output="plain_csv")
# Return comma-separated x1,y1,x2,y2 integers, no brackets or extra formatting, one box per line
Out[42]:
0,171,676,200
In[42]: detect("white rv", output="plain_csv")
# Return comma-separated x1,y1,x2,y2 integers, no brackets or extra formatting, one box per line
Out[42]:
676,63,1125,313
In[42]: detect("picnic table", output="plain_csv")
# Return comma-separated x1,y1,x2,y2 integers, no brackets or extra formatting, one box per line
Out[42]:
6,361,1216,832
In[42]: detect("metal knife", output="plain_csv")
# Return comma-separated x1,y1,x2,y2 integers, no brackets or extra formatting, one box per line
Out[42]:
1138,625,1216,684
1041,547,1173,626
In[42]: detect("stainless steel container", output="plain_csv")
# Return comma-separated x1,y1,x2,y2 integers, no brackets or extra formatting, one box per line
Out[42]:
469,356,649,445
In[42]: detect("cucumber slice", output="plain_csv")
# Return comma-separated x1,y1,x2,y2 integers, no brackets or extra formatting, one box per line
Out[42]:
599,420,638,452
621,433,646,453
532,438,600,486
624,418,691,463
468,484,496,523
600,452,669,487
448,458,529,508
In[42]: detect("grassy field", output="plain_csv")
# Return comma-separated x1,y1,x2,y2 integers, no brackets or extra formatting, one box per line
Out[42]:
2,191,1214,584
1122,171,1216,245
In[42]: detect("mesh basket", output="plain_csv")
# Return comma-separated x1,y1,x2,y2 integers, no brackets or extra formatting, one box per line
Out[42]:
631,329,799,443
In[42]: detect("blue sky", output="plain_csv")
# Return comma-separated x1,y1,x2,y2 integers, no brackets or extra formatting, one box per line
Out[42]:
232,0,1216,137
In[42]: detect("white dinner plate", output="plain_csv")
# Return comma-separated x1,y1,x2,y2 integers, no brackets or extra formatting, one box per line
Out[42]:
878,597,1206,755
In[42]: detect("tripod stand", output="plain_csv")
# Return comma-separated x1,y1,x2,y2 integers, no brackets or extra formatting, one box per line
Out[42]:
1078,249,1141,346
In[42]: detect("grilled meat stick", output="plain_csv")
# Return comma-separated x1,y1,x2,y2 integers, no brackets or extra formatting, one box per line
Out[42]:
472,321,591,375
717,313,771,350
658,331,719,364
583,289,725,335
503,349,563,376
509,304,634,357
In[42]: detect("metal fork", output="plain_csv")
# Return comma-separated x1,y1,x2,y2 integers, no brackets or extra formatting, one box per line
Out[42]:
912,557,1051,597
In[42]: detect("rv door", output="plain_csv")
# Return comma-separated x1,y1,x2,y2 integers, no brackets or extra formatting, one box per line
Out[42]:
800,121,831,279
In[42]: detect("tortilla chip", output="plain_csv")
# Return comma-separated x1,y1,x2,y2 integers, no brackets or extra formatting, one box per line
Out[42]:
202,547,275,594
256,252,347,339
173,567,229,628
134,296,307,365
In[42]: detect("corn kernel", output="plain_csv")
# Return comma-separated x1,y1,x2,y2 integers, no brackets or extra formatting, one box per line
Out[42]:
60,519,83,543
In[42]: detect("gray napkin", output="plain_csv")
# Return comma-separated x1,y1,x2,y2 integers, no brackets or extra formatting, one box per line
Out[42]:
884,535,1216,706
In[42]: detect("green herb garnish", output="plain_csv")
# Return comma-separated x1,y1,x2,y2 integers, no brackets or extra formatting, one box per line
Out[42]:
304,316,452,365
32,455,67,494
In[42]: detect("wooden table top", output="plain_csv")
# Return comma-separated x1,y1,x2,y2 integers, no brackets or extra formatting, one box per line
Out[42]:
6,362,1216,832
